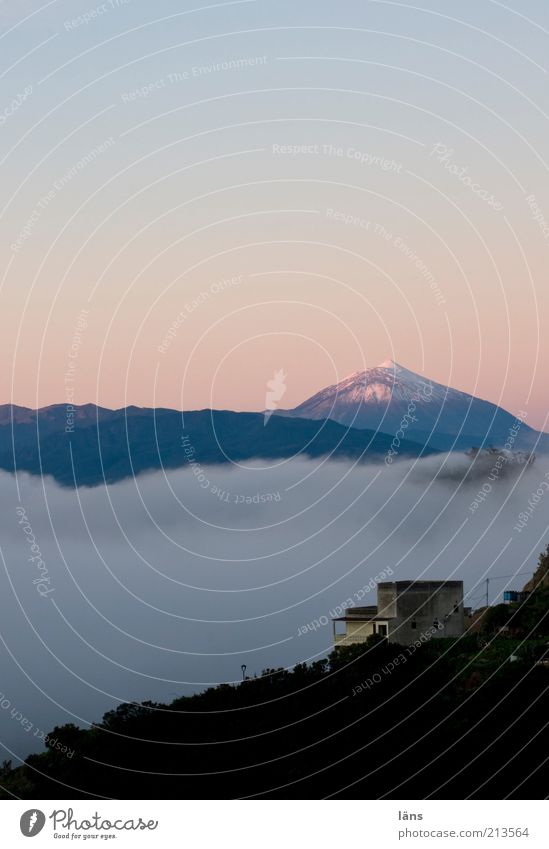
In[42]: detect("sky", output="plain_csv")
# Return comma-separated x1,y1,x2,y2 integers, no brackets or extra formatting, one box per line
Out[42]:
1,0,549,428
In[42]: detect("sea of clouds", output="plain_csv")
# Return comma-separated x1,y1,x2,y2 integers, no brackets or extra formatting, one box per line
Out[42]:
1,451,548,760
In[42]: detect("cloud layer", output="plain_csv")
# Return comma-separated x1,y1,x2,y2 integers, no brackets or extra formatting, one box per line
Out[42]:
1,452,548,760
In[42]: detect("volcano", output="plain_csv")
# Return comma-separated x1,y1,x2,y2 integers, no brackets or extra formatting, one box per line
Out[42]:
282,360,545,452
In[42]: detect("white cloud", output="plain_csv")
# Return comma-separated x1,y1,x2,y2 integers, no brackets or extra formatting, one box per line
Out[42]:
1,454,548,759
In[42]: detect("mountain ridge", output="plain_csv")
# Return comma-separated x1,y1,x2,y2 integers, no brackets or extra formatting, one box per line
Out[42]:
1,360,545,484
0,406,435,487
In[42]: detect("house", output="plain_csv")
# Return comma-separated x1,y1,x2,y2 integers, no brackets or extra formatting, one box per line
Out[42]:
503,590,530,604
333,580,465,647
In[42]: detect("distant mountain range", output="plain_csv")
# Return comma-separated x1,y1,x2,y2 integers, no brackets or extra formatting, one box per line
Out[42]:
0,404,433,487
1,360,545,486
277,360,547,452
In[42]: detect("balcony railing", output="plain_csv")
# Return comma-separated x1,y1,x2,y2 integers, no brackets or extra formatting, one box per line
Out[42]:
334,634,373,645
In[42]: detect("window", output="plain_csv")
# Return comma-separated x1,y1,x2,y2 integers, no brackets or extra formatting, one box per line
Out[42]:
411,620,417,630
378,624,387,637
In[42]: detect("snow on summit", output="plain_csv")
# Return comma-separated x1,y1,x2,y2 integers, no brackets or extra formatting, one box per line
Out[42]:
284,360,540,452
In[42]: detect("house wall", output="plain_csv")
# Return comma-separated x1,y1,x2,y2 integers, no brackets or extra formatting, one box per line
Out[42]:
379,581,464,645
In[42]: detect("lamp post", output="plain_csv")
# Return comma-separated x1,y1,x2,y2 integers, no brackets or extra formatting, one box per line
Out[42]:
241,664,247,682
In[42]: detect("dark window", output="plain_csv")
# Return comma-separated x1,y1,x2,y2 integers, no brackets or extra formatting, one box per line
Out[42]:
378,624,387,637
411,620,417,629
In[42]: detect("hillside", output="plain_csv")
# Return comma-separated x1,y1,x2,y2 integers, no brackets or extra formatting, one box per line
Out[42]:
281,360,547,452
0,405,435,487
2,634,548,800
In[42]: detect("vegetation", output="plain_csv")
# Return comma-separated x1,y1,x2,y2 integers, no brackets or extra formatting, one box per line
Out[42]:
481,545,549,640
2,548,549,800
1,635,548,799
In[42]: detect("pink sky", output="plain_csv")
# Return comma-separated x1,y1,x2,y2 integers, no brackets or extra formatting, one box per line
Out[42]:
1,1,548,431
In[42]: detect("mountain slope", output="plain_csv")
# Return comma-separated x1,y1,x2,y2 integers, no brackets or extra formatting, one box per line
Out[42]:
0,405,435,487
283,360,546,452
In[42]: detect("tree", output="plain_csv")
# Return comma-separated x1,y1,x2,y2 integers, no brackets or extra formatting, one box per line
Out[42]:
481,604,511,634
523,544,549,592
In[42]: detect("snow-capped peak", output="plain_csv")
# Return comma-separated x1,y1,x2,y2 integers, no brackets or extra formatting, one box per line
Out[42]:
295,360,438,413
287,359,539,452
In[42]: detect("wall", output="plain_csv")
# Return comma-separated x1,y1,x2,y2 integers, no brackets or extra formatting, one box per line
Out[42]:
383,581,464,645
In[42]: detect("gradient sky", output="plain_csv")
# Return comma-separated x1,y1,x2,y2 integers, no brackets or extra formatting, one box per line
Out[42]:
1,0,549,428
